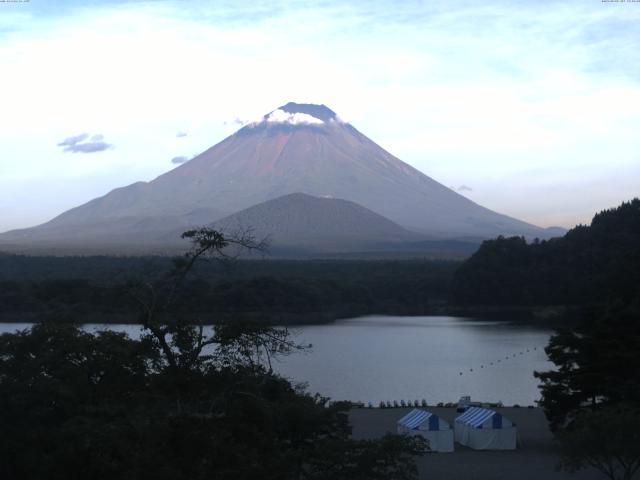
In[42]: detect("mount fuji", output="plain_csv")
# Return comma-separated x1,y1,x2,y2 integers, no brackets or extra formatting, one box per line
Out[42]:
0,102,561,254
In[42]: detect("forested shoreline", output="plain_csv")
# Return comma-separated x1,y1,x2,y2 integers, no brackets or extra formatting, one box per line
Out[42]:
0,257,458,325
452,199,640,307
2,202,640,479
2,200,639,326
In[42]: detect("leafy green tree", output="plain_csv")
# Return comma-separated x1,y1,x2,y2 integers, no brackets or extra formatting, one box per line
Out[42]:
535,301,640,480
302,434,427,479
0,228,426,480
535,302,640,430
556,405,640,480
0,321,157,480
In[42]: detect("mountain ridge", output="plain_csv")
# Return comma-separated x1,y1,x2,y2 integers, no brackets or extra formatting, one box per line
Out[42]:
0,102,563,254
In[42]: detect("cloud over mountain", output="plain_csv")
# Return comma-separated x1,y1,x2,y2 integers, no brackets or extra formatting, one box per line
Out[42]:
265,109,324,125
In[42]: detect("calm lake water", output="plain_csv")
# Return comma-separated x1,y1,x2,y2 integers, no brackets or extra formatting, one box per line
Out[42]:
0,316,554,405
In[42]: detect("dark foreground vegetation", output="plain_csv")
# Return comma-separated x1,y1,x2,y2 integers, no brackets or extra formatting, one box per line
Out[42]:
534,300,640,480
2,200,640,479
0,321,427,480
0,229,426,480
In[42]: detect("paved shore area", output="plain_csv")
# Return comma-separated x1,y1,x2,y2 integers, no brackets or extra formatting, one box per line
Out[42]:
349,407,603,480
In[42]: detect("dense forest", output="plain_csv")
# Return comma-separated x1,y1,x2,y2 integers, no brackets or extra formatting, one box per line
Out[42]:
448,200,640,478
0,257,458,324
2,199,639,325
452,199,640,307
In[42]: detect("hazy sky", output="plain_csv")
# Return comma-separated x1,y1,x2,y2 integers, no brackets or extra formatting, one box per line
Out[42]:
1,0,639,232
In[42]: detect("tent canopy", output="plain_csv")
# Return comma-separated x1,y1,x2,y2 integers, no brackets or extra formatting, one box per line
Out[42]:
397,409,454,452
455,407,513,429
397,409,449,431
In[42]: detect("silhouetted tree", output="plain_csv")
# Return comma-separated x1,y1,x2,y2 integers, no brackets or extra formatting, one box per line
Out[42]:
556,405,640,480
535,302,640,430
127,227,283,371
0,228,427,480
535,301,640,480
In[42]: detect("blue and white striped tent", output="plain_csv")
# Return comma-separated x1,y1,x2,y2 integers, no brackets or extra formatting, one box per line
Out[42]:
397,409,454,452
454,407,516,450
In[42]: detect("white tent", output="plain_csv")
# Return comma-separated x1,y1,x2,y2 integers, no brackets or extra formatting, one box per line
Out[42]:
454,407,516,450
397,409,454,453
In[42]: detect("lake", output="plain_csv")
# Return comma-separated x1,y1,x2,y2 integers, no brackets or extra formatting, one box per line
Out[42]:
0,315,554,406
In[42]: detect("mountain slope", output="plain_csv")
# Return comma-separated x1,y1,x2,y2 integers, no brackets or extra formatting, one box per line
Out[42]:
0,102,559,252
200,192,423,252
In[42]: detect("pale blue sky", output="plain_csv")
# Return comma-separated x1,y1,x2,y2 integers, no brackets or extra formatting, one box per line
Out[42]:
1,0,638,231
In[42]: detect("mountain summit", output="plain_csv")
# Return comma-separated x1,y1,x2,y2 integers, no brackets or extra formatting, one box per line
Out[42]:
0,102,558,253
278,102,338,121
239,102,340,134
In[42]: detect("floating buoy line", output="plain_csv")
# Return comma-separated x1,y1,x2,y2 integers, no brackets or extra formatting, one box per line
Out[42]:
348,346,546,409
457,346,541,377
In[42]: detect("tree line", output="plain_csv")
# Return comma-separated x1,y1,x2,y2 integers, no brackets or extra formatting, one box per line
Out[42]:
0,258,458,323
452,199,640,307
469,199,640,479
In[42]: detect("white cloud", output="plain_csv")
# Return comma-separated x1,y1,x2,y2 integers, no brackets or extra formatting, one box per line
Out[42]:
264,109,324,125
0,1,638,230
56,132,113,153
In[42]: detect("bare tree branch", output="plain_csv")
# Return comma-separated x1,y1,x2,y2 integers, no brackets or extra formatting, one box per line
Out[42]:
125,227,304,373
